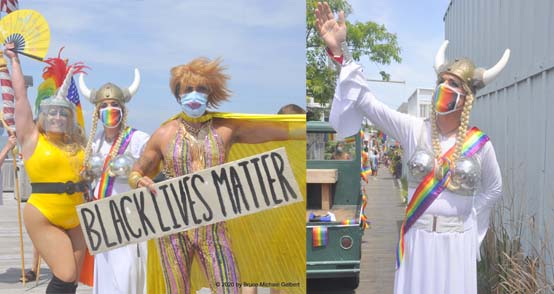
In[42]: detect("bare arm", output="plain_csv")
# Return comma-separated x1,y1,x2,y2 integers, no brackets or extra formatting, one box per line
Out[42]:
4,45,37,149
0,135,16,166
231,120,290,144
130,125,169,193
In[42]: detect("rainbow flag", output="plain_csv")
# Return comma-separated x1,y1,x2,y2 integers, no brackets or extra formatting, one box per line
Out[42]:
361,166,372,183
341,219,357,225
312,226,328,247
361,193,369,230
344,135,356,144
396,127,489,268
324,133,334,142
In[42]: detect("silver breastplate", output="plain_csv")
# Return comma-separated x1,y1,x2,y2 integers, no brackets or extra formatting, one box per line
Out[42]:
407,149,481,196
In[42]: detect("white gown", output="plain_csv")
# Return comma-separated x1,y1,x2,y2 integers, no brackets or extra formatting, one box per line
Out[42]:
91,128,150,294
330,62,502,294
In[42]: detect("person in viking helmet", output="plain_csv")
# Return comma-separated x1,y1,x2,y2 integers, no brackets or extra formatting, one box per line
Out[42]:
315,2,508,294
5,44,87,293
78,69,150,294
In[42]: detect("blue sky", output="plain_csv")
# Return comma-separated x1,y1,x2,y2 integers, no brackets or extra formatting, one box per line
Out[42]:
10,0,305,135
345,0,451,110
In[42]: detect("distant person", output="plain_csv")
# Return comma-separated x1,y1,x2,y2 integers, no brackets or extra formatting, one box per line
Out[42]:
369,149,379,176
331,142,351,160
394,155,402,179
0,134,17,206
20,247,40,282
278,103,306,114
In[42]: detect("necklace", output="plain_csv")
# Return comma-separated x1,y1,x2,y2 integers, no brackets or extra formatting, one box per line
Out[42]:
180,118,203,136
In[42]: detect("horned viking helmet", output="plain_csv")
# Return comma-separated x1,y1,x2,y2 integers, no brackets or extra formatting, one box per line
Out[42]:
434,40,511,90
78,68,141,104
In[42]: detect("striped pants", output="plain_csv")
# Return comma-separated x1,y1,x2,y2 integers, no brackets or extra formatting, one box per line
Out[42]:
157,222,239,294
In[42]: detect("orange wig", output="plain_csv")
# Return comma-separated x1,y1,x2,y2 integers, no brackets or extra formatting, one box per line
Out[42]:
170,57,231,108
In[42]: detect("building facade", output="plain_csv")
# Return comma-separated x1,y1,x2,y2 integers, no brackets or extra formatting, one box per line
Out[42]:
444,0,554,281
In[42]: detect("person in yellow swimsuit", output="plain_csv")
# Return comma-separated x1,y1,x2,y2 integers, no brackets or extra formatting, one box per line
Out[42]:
5,44,88,294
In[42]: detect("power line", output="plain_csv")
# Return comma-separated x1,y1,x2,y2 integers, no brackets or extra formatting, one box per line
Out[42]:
366,78,406,84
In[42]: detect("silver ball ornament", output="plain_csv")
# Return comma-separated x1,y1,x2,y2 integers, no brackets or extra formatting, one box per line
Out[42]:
108,154,135,178
407,149,434,181
450,156,481,195
88,153,104,179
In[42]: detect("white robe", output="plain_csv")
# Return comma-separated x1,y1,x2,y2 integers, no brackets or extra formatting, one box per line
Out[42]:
91,128,150,294
330,62,502,294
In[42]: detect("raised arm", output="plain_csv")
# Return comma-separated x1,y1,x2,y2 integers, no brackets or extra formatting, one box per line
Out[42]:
315,2,419,145
4,45,37,149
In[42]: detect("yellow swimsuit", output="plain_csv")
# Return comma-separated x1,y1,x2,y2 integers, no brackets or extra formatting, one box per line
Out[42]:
24,133,85,230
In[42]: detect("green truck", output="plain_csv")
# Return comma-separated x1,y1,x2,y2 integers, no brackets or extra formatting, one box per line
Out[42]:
306,121,366,289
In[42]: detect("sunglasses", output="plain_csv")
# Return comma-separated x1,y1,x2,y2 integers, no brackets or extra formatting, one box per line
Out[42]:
433,83,464,115
46,108,70,118
182,85,210,94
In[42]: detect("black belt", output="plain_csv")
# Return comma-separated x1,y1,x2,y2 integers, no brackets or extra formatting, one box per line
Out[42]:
31,181,87,195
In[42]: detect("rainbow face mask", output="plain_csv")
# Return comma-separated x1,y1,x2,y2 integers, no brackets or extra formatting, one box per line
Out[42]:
433,83,464,115
99,106,123,128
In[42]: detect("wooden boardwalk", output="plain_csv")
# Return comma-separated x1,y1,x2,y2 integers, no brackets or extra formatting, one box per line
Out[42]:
0,191,92,293
307,167,406,293
357,168,405,294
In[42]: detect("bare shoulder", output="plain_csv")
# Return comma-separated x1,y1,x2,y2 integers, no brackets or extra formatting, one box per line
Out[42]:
212,117,235,141
150,120,179,144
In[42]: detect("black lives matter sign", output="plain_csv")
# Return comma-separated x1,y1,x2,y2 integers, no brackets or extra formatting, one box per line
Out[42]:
77,148,302,254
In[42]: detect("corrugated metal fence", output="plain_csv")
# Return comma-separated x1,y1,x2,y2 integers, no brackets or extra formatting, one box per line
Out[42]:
444,0,554,278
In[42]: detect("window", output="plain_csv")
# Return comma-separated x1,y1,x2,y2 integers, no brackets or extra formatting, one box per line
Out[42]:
307,132,355,161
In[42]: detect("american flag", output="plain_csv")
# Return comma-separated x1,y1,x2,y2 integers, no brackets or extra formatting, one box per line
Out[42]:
67,77,85,128
0,0,18,14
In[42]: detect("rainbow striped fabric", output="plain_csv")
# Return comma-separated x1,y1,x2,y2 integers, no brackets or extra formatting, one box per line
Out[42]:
96,127,136,200
341,219,356,225
396,127,489,268
312,226,328,247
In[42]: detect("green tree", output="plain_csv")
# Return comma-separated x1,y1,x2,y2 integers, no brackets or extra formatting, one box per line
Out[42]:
306,0,401,119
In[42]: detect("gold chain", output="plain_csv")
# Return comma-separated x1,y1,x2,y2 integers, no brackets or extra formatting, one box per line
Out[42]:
180,118,203,136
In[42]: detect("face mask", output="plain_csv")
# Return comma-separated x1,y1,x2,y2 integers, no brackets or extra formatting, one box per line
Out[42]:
99,106,123,128
433,83,464,115
180,91,208,118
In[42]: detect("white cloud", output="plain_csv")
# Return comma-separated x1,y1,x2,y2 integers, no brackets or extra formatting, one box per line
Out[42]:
18,0,305,133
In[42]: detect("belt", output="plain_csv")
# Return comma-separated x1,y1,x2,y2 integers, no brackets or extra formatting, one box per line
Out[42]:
412,214,465,233
31,181,87,195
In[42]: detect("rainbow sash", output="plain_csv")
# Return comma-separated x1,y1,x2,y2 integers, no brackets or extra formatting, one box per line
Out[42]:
96,127,136,199
396,127,489,268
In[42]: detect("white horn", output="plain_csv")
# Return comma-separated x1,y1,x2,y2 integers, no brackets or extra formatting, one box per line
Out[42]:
78,73,93,102
125,68,141,101
482,49,510,86
56,67,76,100
434,40,449,73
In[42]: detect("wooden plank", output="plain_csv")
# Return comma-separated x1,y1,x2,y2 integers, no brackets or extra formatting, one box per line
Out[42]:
306,169,338,184
321,184,331,210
